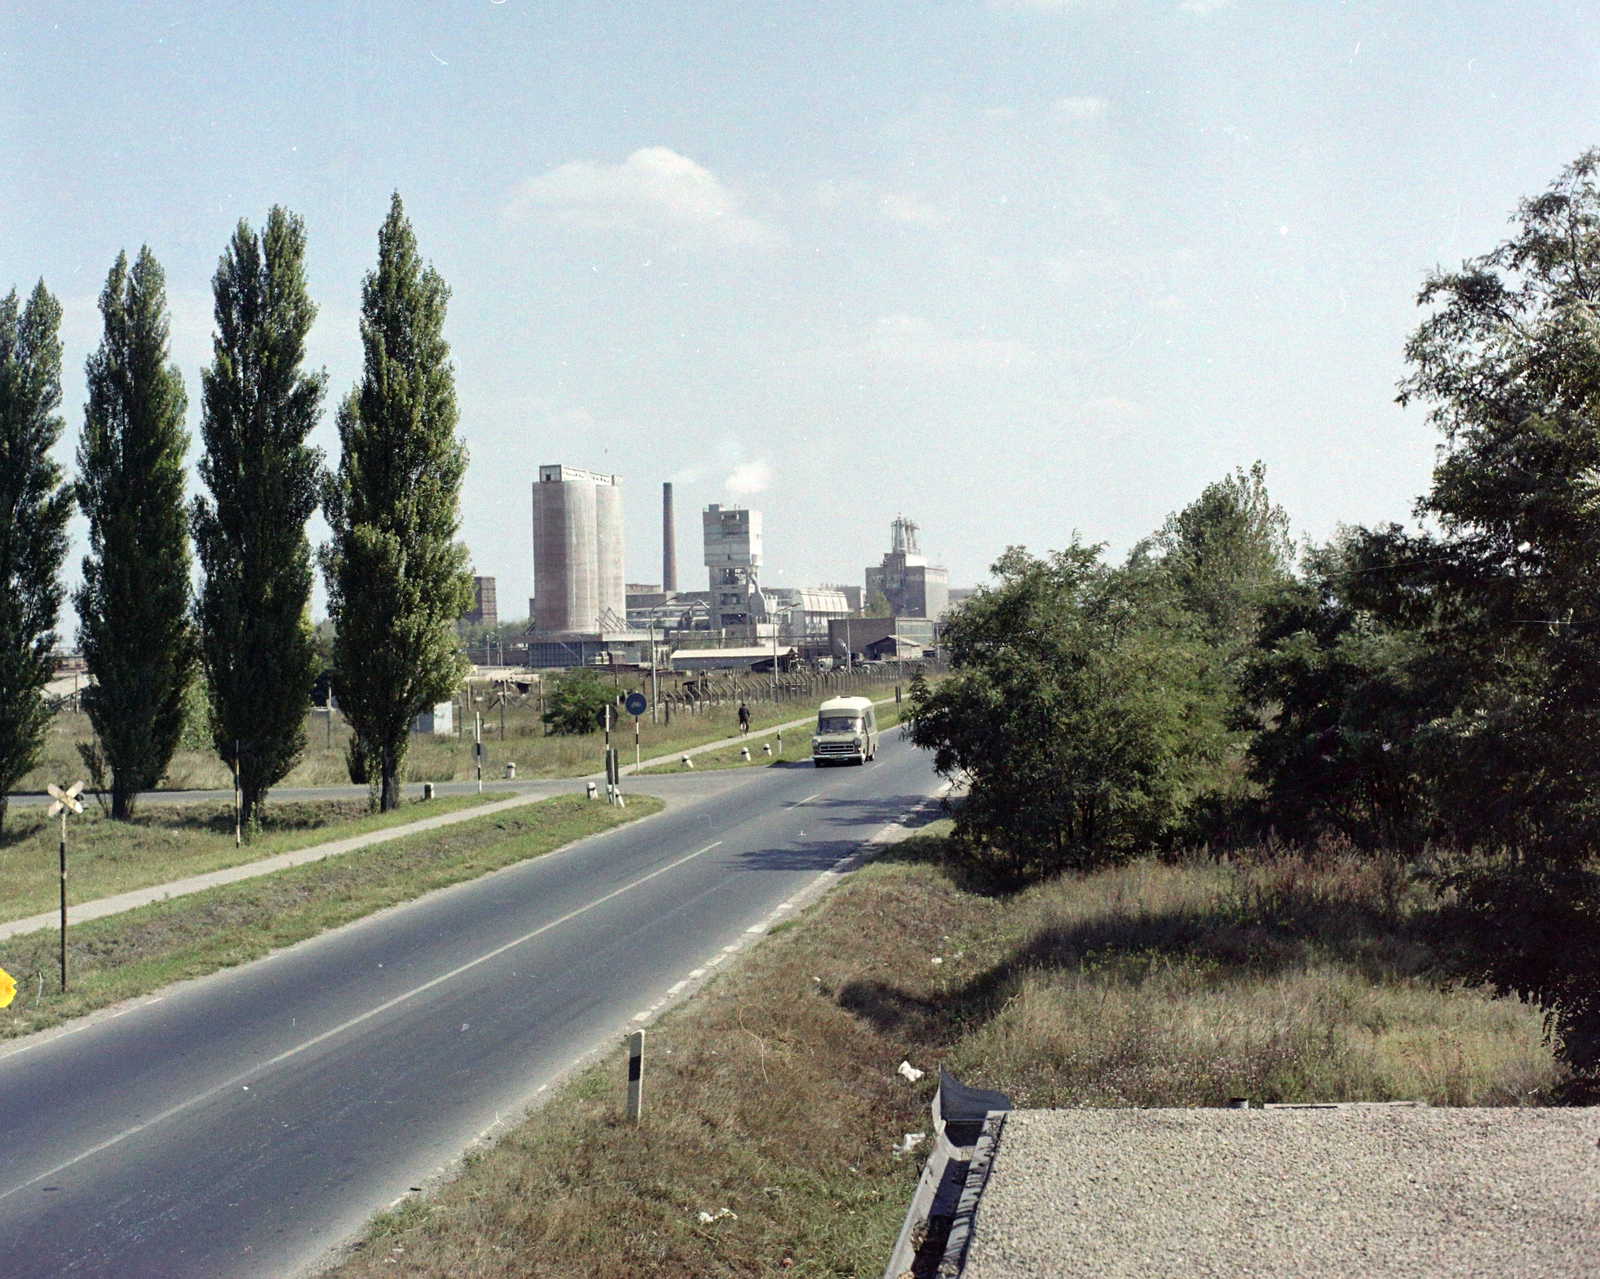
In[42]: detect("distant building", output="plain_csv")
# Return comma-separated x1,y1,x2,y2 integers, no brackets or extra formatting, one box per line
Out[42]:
766,587,854,645
531,464,626,635
828,616,938,663
866,517,948,619
820,583,864,613
460,576,497,628
703,504,765,633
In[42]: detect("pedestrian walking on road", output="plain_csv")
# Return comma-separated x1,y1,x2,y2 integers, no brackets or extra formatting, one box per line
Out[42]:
737,701,750,735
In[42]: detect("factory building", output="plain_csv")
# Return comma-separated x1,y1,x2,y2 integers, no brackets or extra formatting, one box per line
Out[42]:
866,516,948,619
530,464,627,635
703,504,767,634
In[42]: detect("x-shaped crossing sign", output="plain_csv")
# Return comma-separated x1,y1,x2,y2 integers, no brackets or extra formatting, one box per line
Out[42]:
46,781,84,818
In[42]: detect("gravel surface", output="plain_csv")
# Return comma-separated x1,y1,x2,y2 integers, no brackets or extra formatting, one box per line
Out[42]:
961,1107,1600,1278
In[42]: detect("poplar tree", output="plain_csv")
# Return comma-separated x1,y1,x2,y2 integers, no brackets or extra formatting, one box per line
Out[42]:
321,194,472,811
193,208,326,831
0,281,71,833
75,248,195,819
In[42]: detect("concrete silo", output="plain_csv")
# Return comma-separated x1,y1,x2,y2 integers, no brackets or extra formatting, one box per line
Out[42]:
531,465,625,635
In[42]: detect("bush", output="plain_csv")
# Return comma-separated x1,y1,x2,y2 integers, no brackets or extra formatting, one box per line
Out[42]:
541,670,615,736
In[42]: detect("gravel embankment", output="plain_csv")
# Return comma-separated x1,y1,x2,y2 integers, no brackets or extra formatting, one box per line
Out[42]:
962,1107,1600,1279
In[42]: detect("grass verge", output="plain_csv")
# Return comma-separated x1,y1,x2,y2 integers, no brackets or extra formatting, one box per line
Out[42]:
324,823,1563,1279
0,793,500,923
18,680,917,793
0,794,661,1041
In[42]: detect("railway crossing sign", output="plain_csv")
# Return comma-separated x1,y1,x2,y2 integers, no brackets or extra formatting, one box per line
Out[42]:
46,781,83,818
624,692,648,718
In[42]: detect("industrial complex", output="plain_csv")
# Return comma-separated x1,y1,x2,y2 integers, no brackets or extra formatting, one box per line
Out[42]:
459,462,957,671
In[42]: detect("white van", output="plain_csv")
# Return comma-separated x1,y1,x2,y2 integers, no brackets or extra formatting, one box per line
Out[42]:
812,695,879,766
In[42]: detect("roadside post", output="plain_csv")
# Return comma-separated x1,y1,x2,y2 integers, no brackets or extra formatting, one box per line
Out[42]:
625,691,647,776
604,702,612,802
649,622,660,725
45,782,84,992
474,713,483,792
627,1029,645,1123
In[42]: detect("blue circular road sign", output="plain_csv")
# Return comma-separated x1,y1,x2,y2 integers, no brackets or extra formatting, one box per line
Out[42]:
624,692,648,717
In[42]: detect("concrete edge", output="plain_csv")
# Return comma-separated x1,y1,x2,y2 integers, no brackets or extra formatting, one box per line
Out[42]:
936,1112,1007,1279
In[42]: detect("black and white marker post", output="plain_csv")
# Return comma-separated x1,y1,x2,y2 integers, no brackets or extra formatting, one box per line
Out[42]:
627,1029,644,1123
45,781,84,992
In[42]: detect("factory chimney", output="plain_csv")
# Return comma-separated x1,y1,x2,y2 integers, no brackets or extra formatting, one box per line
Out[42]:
662,482,678,592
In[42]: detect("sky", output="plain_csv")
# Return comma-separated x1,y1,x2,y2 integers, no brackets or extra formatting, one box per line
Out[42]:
4,0,1599,625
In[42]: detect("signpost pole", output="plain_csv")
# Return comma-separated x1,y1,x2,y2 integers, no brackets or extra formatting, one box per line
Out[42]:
650,622,659,725
475,712,483,793
58,810,67,990
233,738,241,849
46,782,83,992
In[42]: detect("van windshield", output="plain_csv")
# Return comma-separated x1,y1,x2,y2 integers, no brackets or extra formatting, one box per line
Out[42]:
818,715,860,734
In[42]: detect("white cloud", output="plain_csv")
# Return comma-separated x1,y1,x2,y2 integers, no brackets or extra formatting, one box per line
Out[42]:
866,314,1036,372
505,147,781,249
879,192,950,227
1053,96,1109,122
1179,0,1232,12
725,459,774,495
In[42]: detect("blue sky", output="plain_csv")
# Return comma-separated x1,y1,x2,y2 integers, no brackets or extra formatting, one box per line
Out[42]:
4,1,1598,621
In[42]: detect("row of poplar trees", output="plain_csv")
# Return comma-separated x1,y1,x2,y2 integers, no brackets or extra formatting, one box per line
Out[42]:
0,193,472,832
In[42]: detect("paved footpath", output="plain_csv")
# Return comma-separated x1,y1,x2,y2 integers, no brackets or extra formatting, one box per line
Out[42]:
0,705,898,942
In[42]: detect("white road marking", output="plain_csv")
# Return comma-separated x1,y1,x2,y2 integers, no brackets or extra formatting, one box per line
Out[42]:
667,981,687,996
788,793,820,808
0,839,729,1204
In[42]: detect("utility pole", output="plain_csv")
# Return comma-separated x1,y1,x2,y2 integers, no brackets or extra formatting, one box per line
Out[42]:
232,738,242,848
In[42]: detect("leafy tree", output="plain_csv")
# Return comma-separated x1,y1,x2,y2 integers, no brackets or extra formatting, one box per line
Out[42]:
0,281,71,833
1235,535,1442,850
1152,461,1293,661
542,669,616,735
909,544,1222,881
862,590,891,618
321,195,472,810
74,248,195,819
1391,146,1600,867
192,208,326,832
1385,147,1600,1081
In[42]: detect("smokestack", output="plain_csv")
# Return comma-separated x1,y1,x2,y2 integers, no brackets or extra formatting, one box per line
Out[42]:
662,482,678,592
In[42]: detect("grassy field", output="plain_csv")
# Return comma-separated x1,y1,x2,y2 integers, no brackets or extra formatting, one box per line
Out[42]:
0,793,499,923
16,675,914,794
0,794,661,1041
324,824,1562,1279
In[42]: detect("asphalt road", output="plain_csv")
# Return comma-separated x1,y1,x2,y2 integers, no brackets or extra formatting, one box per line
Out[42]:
0,736,943,1278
